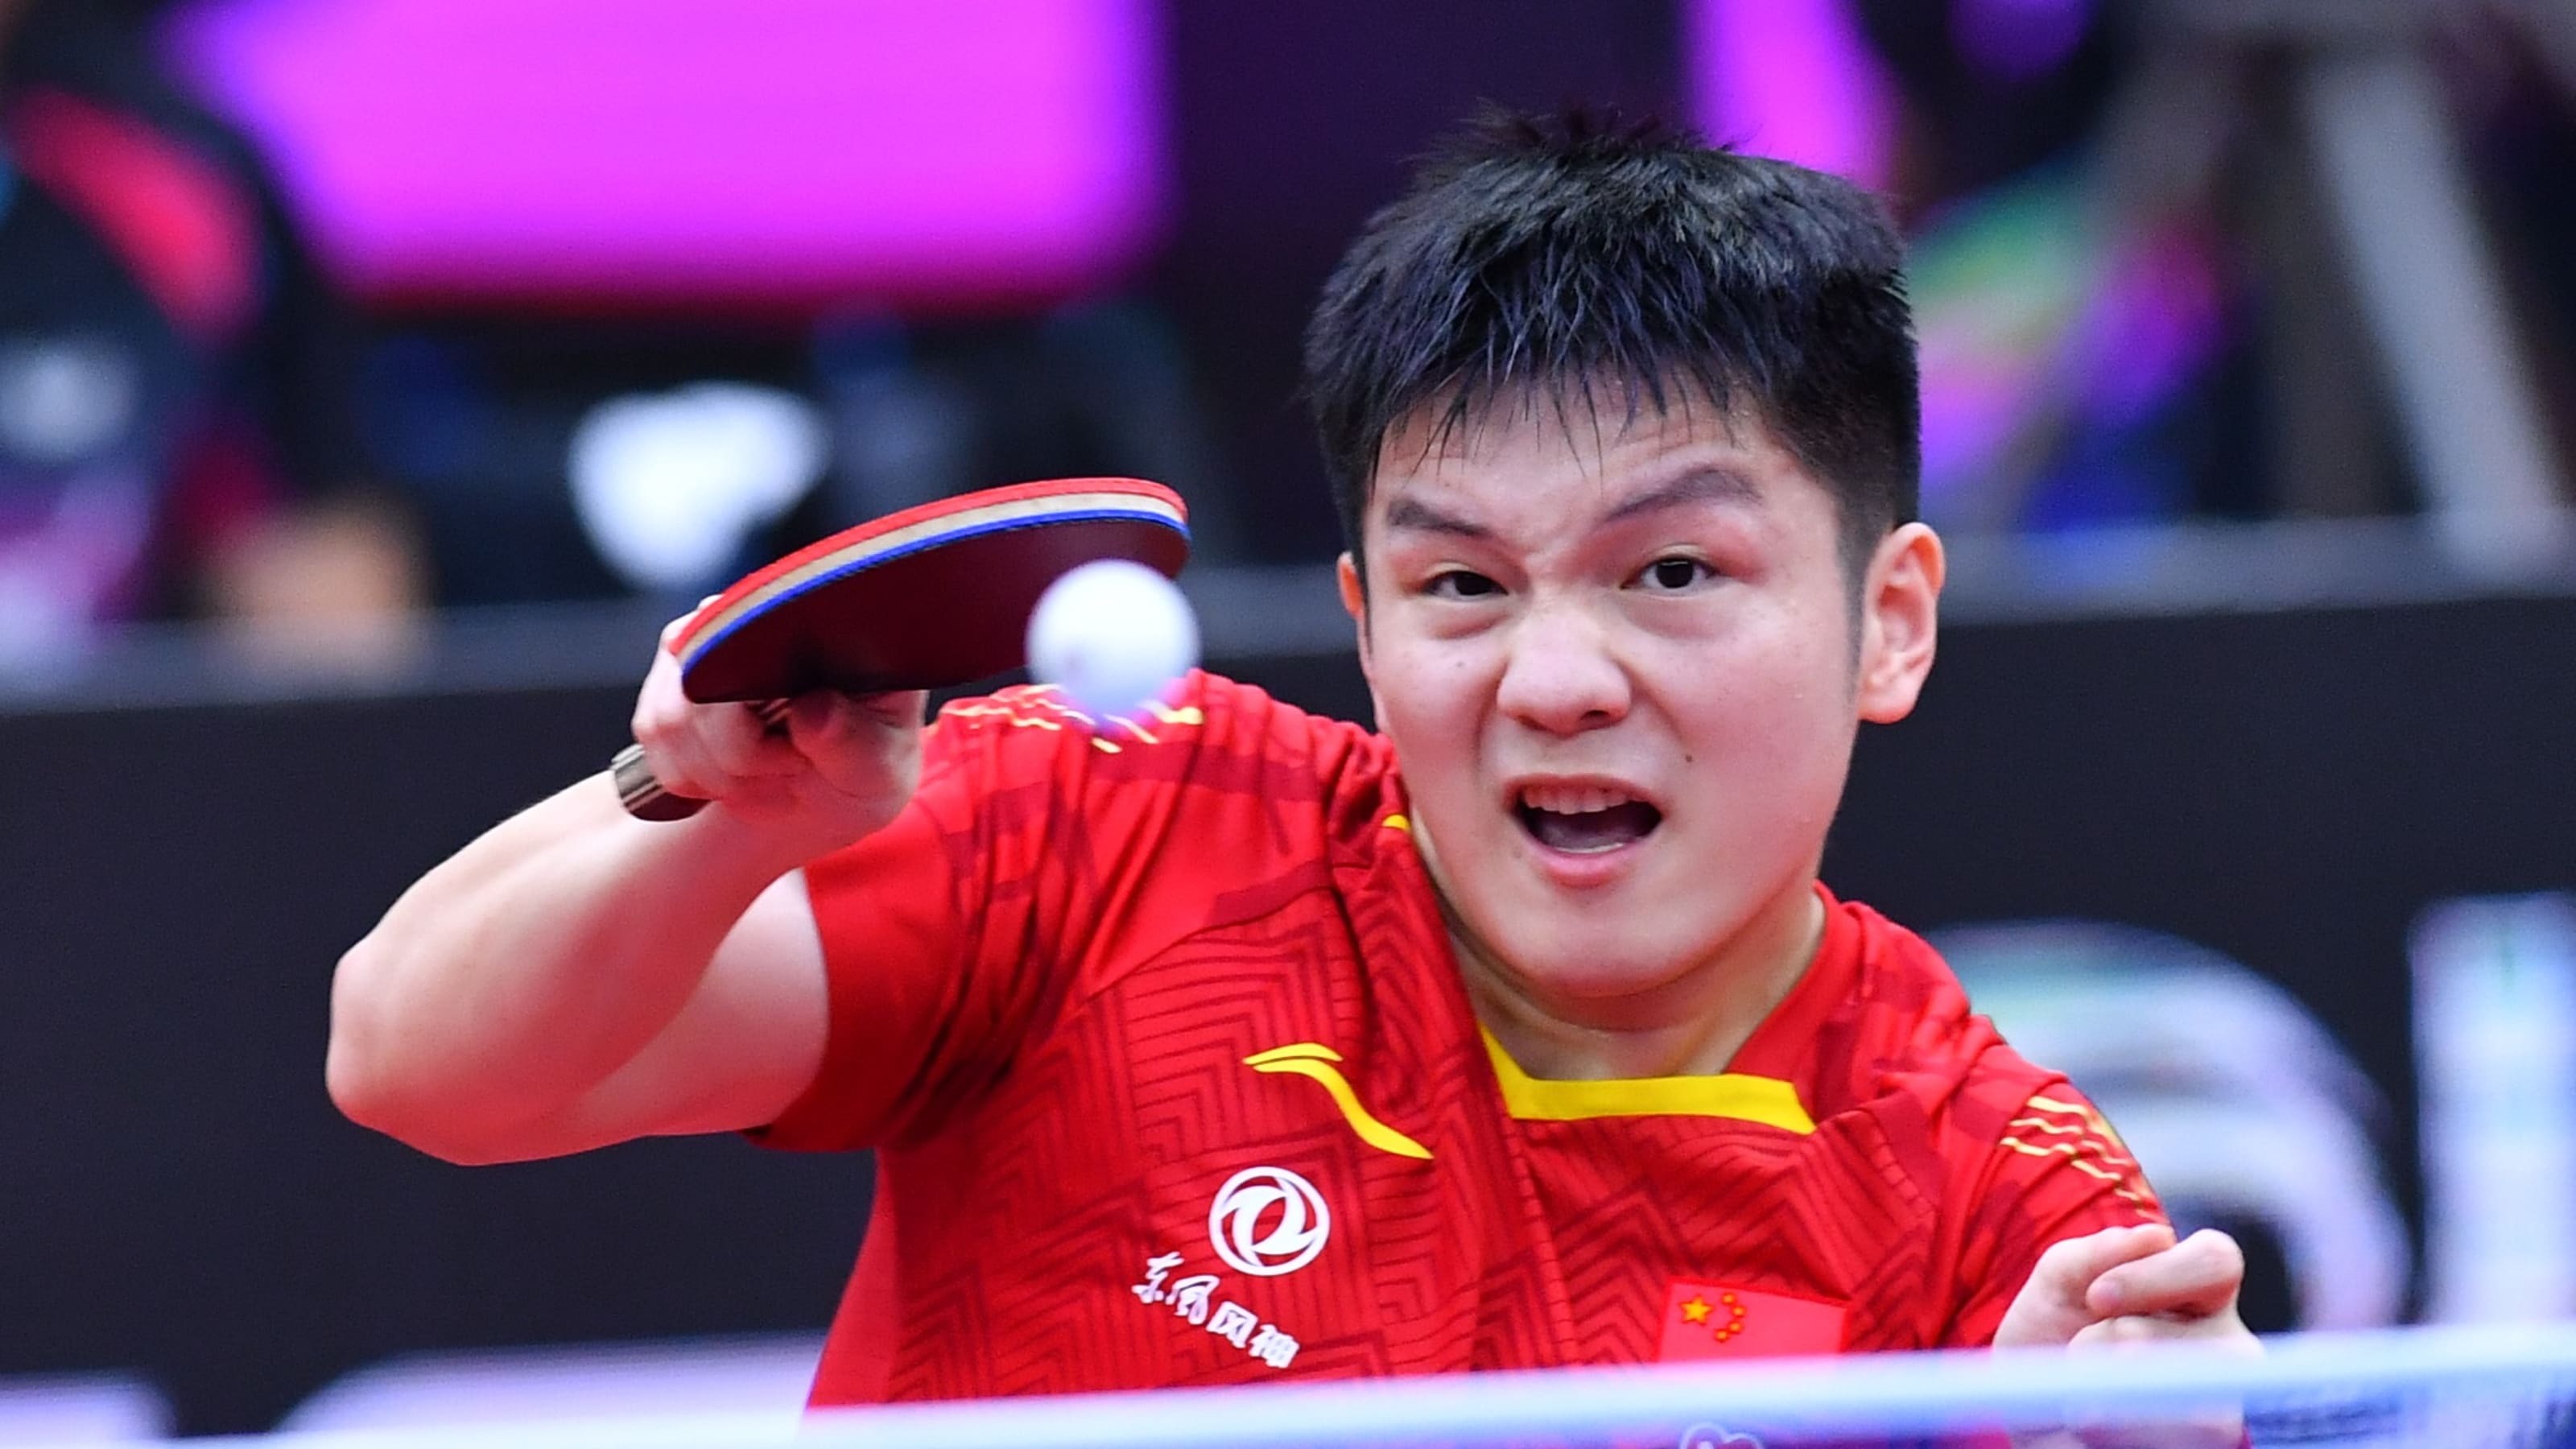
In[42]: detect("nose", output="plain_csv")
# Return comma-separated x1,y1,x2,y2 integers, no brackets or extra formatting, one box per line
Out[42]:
1494,596,1631,736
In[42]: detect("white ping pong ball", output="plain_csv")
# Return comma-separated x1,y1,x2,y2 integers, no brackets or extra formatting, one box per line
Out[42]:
1026,559,1200,719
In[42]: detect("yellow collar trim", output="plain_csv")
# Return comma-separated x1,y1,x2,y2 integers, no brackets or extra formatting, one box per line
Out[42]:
1480,1030,1816,1133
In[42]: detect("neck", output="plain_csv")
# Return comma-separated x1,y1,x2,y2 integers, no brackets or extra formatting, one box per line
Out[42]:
1450,879,1825,1081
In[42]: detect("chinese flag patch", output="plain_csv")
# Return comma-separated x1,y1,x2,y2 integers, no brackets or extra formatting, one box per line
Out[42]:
1657,1280,1847,1362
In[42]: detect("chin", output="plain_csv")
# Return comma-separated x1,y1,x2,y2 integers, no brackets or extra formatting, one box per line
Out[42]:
1472,906,1711,1001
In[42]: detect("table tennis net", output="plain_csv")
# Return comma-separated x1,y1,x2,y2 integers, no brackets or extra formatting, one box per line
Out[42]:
179,1323,2576,1449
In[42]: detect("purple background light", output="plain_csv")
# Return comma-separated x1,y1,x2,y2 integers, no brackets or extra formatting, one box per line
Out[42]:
163,0,1168,310
1953,0,2095,83
1686,0,1893,188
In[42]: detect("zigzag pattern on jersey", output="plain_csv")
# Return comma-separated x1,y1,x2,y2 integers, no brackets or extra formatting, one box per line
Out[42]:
871,826,1498,1395
1330,837,1547,1369
1162,913,1455,1381
890,676,1352,1144
807,676,2178,1402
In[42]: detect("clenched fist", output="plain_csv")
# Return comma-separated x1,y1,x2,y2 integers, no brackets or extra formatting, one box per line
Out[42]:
1996,1224,2260,1449
1995,1224,2255,1351
627,610,927,863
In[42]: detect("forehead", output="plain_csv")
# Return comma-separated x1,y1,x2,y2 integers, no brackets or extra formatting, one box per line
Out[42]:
1364,386,1822,535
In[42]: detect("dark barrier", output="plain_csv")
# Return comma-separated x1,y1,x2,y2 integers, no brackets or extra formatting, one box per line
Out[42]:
4,592,2573,1432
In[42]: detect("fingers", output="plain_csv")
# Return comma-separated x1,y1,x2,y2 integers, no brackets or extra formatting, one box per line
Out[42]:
630,640,714,799
1995,1224,2175,1348
789,691,926,796
2041,1304,2261,1449
630,619,801,800
628,601,928,848
2044,1224,2178,1311
788,688,927,743
700,704,803,779
652,595,721,652
2088,1228,2245,1322
2069,1310,2264,1352
1995,1222,2262,1449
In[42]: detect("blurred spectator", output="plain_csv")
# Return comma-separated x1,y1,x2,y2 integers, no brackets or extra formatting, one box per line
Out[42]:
0,0,422,674
1850,0,2265,533
1849,0,2575,536
2448,2,2576,454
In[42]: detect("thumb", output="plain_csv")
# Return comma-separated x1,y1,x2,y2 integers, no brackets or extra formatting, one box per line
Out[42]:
1993,1223,2176,1349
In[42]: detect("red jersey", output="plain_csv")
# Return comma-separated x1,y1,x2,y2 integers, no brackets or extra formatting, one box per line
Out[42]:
762,673,2163,1404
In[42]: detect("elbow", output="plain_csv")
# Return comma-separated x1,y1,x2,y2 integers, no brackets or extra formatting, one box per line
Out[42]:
326,938,463,1160
326,937,416,1140
324,1018,401,1140
326,938,390,1119
325,938,538,1167
326,1035,504,1166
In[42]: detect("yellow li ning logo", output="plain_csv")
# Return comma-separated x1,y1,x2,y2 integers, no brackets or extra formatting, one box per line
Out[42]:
1242,1043,1431,1161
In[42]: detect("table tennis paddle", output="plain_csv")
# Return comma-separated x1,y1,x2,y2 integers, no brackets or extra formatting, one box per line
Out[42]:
612,477,1188,820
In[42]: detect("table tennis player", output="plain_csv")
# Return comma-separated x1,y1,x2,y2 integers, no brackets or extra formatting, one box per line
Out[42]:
328,108,2256,1404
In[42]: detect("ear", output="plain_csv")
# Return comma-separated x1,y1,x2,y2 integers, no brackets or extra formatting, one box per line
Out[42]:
1856,522,1944,724
1337,551,1390,727
1338,549,1373,663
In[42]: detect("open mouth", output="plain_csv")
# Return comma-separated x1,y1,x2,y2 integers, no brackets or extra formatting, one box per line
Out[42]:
1513,784,1664,855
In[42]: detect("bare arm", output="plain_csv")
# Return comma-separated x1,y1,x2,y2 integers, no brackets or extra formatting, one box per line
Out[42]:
328,620,927,1164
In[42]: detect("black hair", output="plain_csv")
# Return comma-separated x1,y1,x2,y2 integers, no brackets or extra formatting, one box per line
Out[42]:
1302,106,1919,579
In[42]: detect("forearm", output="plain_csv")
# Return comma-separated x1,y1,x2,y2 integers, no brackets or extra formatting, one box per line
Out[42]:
327,771,805,1158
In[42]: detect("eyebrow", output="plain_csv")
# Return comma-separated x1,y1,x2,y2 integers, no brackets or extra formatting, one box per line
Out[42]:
1602,466,1764,523
1377,464,1763,541
1381,495,1492,539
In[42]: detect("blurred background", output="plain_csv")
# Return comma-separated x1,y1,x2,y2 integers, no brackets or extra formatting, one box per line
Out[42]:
2,0,2573,1439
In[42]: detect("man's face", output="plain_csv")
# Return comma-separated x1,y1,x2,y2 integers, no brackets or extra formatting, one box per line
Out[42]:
1341,393,1942,1020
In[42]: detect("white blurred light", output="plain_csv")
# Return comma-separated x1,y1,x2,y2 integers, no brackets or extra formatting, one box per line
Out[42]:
280,1335,822,1432
0,1373,171,1443
1942,922,2410,1331
0,337,139,464
2414,894,2576,1324
568,382,828,592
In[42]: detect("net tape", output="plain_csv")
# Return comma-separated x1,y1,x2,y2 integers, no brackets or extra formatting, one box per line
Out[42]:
168,1323,2576,1449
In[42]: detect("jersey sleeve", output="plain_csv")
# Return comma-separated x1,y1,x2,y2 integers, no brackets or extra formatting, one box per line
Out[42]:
1938,1080,2169,1348
750,685,1193,1152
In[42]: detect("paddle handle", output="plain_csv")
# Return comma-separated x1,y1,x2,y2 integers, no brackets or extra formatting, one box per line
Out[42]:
612,699,795,821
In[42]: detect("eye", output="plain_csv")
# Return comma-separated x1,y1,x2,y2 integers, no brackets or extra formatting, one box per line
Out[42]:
1423,569,1503,600
1634,555,1715,592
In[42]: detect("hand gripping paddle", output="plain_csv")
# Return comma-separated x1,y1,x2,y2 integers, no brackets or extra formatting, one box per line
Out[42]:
612,477,1188,820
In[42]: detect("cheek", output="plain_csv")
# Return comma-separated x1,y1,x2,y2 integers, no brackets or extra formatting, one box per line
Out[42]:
1368,634,1489,727
1366,637,1500,800
1658,625,1857,809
